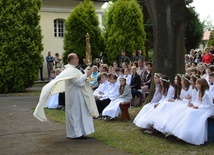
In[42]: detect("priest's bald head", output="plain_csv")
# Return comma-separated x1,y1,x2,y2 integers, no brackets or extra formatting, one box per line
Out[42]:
68,53,79,66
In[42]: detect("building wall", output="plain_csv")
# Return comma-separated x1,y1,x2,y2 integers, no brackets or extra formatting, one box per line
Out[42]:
39,0,104,79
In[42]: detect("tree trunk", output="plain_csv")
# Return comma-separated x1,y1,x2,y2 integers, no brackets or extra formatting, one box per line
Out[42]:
144,0,190,103
145,0,190,79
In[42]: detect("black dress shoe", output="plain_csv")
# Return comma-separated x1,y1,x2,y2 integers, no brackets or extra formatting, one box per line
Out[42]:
72,135,88,140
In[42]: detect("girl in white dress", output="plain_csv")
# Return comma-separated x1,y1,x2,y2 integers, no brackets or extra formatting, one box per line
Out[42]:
162,74,200,136
45,70,59,109
166,78,214,145
133,73,162,130
151,74,184,133
158,74,192,136
102,77,132,120
133,75,174,132
189,74,200,102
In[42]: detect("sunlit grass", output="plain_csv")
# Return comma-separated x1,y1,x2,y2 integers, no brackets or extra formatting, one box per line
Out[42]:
45,106,214,155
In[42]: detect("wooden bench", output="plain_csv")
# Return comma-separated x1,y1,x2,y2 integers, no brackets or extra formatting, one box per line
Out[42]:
119,102,131,121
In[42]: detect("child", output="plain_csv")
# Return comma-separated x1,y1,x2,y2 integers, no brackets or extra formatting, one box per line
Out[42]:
93,73,109,99
180,74,192,101
206,65,214,83
133,73,162,131
166,78,214,145
55,68,61,76
102,77,132,120
134,74,174,132
159,74,192,136
89,65,100,88
162,74,199,133
197,63,207,79
45,70,59,109
188,78,212,109
168,74,182,102
189,74,200,102
123,68,132,85
50,70,56,81
152,74,186,134
95,74,119,115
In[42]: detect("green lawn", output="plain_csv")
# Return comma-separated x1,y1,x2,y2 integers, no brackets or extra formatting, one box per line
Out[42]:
45,106,214,155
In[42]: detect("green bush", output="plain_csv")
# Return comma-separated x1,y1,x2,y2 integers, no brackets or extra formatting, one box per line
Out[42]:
105,0,146,63
63,0,103,64
0,0,43,93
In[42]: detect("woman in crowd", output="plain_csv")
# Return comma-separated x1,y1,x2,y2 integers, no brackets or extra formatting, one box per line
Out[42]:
54,53,62,69
202,48,213,65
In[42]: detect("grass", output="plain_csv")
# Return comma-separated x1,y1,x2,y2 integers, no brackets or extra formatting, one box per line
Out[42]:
8,83,214,154
45,106,214,155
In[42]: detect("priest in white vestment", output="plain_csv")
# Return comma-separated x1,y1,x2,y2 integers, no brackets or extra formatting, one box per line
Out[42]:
33,53,98,139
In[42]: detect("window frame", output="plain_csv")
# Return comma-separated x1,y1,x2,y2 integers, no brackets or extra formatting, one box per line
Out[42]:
54,19,65,38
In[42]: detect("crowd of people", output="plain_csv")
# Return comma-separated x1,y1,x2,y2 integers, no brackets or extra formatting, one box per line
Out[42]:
45,50,152,114
133,46,214,145
41,46,214,145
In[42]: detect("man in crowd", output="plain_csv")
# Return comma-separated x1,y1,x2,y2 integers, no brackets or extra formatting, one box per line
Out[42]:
46,51,54,79
119,50,130,67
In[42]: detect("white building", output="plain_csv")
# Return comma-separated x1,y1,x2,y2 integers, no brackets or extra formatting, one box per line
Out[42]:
40,0,106,79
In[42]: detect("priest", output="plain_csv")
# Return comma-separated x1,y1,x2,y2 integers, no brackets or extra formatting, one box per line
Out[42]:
33,53,99,139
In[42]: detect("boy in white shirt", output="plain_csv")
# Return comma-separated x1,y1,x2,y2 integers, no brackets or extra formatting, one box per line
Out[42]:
93,72,109,99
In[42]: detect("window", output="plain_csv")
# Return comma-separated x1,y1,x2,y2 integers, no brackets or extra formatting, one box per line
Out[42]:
54,19,65,37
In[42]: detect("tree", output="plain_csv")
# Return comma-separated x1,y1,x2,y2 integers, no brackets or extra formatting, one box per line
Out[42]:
208,30,214,47
0,0,43,93
137,0,153,61
63,0,103,64
185,7,204,53
105,0,146,63
144,0,190,81
137,0,193,61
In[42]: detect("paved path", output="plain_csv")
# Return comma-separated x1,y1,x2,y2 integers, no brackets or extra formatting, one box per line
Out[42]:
0,96,132,155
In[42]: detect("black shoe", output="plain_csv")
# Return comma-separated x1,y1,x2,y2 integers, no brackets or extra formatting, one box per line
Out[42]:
104,116,114,121
72,135,88,140
93,115,102,120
